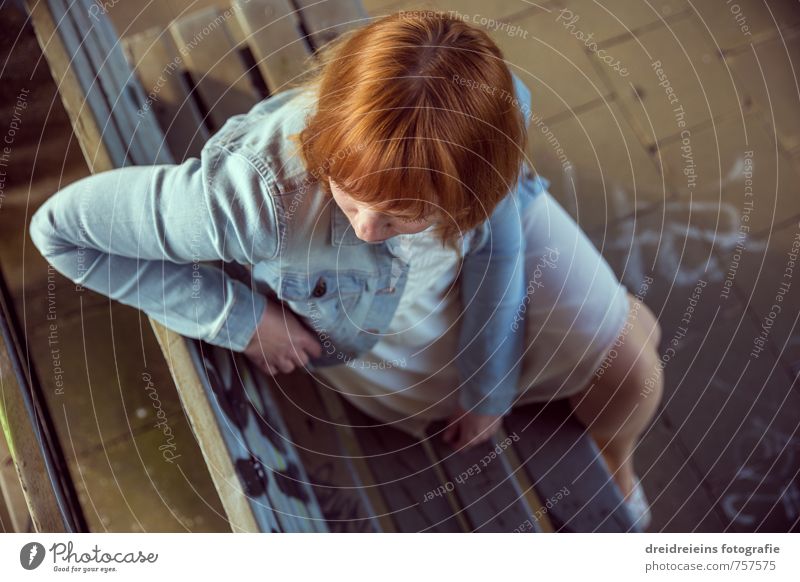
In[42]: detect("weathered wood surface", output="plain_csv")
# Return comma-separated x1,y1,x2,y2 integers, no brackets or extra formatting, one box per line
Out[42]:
0,343,48,532
122,27,210,162
25,0,118,172
267,371,384,532
185,341,327,531
504,400,640,532
292,0,367,49
335,397,465,532
169,7,262,132
61,0,169,163
149,325,260,532
425,420,539,532
0,272,68,532
232,0,313,92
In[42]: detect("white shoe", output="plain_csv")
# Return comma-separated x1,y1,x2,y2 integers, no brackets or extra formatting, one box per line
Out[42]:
624,475,652,531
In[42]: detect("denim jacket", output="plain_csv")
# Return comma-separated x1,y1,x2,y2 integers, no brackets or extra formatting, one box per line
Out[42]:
29,72,548,416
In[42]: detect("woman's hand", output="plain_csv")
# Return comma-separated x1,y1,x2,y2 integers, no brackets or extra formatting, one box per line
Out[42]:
442,403,503,451
243,301,322,375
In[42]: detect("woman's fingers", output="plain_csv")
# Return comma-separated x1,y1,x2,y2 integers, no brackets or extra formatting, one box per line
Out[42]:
263,360,279,377
246,351,276,376
262,350,308,376
285,312,322,358
274,357,296,374
449,424,494,451
443,417,503,451
299,333,323,359
295,349,310,367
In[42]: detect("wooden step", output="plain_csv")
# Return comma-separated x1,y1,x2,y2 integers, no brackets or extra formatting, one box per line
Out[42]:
424,420,540,532
232,0,313,92
169,7,262,132
122,27,210,162
267,371,386,532
504,400,640,532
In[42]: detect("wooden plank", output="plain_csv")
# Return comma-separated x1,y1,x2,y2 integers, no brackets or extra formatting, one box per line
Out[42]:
266,370,382,532
424,419,538,532
333,394,466,532
313,383,398,532
237,351,330,531
101,0,225,42
0,420,32,532
71,0,173,165
504,400,640,532
149,324,260,532
222,8,248,47
25,0,116,172
293,0,367,49
0,483,14,532
188,341,328,532
635,416,728,532
58,0,163,165
43,0,133,167
498,427,554,532
29,0,172,168
0,304,65,532
169,7,261,132
122,27,209,161
233,0,313,92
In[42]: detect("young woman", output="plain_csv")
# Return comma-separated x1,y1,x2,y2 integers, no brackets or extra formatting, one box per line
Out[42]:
30,11,662,527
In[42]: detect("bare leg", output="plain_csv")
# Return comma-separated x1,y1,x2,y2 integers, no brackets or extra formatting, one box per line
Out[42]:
567,292,664,498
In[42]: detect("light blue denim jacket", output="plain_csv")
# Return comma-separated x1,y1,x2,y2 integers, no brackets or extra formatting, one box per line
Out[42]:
29,72,548,416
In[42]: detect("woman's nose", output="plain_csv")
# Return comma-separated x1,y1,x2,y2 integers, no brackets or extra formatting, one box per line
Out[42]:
354,215,390,242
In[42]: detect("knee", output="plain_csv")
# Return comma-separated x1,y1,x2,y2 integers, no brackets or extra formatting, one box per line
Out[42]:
602,302,664,401
627,303,663,388
636,340,664,403
626,292,662,349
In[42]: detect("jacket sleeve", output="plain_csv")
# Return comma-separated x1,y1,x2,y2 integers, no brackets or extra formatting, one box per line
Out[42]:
456,189,527,416
28,138,282,352
455,70,533,416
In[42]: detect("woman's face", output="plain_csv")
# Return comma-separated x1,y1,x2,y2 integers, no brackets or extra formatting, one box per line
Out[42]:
329,179,436,243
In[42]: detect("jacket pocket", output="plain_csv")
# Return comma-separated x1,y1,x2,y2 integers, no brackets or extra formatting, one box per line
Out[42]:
279,270,364,333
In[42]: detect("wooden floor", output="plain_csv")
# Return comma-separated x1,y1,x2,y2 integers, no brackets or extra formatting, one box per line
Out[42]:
2,0,799,532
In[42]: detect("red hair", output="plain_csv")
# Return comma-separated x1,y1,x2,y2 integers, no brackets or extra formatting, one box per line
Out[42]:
292,10,528,245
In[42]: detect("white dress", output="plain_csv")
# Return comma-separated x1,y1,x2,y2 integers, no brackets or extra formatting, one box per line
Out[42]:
313,189,631,440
